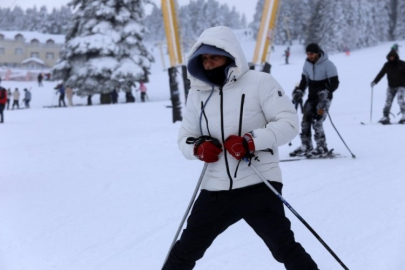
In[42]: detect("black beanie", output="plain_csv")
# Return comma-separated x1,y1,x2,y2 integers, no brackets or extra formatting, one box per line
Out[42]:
306,43,321,54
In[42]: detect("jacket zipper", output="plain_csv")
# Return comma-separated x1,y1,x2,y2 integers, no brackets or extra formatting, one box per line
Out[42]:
219,87,234,190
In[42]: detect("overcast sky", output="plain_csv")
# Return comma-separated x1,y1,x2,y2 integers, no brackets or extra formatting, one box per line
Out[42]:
0,0,256,23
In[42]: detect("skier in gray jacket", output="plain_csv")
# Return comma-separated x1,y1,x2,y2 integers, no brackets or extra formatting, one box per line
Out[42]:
164,26,318,270
290,43,339,157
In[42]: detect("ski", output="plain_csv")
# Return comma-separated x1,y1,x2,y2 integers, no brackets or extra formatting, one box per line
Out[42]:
284,149,345,161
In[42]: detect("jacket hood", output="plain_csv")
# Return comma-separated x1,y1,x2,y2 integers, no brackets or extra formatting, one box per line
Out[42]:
307,49,329,65
187,26,250,89
187,44,235,86
387,49,399,61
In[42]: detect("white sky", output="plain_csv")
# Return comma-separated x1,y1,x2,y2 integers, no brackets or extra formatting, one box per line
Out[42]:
0,0,256,23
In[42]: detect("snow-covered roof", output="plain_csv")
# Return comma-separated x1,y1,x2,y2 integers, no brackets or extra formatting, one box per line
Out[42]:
22,57,46,65
0,31,65,44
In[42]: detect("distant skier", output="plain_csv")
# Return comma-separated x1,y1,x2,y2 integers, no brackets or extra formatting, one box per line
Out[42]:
0,87,7,123
37,73,43,87
283,46,290,64
164,26,319,270
371,49,405,124
290,43,339,157
12,88,20,110
55,84,66,107
137,81,147,102
23,88,31,108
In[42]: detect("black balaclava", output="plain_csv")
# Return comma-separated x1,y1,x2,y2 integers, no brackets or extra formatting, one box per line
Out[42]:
204,60,231,87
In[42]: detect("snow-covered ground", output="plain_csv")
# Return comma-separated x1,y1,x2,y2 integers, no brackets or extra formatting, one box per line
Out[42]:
1,39,404,270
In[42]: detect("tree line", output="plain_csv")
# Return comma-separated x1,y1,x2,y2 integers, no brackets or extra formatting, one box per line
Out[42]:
0,5,72,35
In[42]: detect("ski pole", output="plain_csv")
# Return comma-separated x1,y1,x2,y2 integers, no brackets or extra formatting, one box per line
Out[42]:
162,163,208,268
370,86,373,123
245,160,349,270
326,110,356,159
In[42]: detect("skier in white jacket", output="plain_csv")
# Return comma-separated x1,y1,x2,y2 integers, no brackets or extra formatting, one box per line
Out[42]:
163,26,318,270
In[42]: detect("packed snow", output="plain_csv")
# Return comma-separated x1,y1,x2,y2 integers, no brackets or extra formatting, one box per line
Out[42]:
1,39,404,270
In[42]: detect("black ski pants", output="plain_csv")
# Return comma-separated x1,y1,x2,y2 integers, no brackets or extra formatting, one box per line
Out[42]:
0,104,4,122
163,182,318,270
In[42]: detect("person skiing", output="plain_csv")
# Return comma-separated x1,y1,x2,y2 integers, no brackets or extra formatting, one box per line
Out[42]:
65,86,74,106
163,26,318,270
55,84,66,107
290,43,339,157
0,87,7,123
12,88,20,110
138,81,147,102
6,88,11,110
283,46,290,64
371,49,405,124
37,73,43,87
23,88,31,108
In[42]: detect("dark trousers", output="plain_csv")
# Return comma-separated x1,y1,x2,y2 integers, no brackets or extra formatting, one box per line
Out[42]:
141,92,146,102
0,104,4,122
163,182,318,270
12,100,19,109
6,99,10,110
59,94,66,107
300,99,331,149
24,99,30,108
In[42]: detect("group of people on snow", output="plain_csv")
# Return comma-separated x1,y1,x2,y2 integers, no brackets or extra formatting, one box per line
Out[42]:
163,25,404,270
0,87,31,123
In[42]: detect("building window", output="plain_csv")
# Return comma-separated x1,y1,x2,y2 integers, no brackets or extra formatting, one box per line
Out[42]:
0,48,4,55
15,34,24,41
31,39,39,44
31,52,39,58
46,39,55,45
46,52,54,59
15,48,23,55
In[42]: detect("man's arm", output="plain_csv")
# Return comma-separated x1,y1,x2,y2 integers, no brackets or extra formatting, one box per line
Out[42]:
373,64,387,84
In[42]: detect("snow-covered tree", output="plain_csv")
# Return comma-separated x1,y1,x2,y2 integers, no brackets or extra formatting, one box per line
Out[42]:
53,0,154,96
394,0,405,40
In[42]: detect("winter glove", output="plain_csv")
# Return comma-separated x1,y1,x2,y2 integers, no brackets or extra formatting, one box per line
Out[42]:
371,82,376,88
292,89,304,104
191,136,223,163
224,133,255,161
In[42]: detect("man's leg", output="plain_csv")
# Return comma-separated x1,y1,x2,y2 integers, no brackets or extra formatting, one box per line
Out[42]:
0,104,4,123
397,87,405,123
313,100,331,151
382,87,397,120
163,190,241,270
238,183,318,270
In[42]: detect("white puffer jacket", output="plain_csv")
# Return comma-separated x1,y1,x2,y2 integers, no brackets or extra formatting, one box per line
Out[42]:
178,26,299,191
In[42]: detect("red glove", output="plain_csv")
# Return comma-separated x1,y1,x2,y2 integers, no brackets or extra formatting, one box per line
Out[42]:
193,136,223,163
224,133,255,160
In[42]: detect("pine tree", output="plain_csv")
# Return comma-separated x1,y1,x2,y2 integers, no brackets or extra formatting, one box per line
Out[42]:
394,0,405,40
53,0,154,96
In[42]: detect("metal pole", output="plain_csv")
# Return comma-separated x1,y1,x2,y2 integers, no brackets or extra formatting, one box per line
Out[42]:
162,163,208,268
370,86,374,123
246,161,349,270
326,110,356,159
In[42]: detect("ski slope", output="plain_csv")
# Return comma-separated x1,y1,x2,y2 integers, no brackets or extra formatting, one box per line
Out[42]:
1,39,404,270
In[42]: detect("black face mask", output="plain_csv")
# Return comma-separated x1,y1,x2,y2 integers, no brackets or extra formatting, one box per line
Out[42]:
204,64,229,86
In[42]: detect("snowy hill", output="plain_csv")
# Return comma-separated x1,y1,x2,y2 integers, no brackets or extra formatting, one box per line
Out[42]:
1,39,405,270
